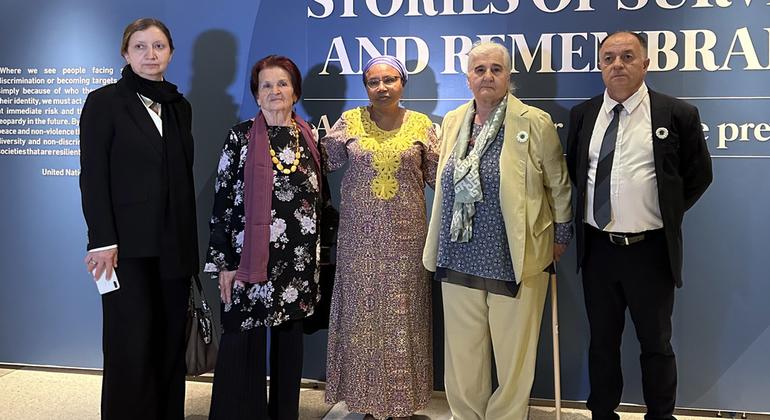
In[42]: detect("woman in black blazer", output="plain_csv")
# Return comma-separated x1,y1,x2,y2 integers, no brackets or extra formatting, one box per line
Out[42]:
79,17,198,420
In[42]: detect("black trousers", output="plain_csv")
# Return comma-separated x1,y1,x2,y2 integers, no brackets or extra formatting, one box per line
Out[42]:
582,225,677,420
101,257,191,420
209,319,305,420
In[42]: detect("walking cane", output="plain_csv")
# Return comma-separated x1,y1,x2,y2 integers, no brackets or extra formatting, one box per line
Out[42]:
549,262,562,420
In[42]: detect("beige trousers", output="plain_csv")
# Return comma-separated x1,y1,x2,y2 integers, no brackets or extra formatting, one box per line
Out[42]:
442,274,549,420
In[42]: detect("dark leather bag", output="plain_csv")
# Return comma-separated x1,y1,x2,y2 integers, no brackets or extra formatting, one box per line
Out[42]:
185,274,219,375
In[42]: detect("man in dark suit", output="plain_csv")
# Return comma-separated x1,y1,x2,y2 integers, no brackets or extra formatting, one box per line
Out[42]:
566,31,712,420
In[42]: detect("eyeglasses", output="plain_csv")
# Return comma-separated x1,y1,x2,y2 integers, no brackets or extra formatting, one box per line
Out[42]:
365,76,401,89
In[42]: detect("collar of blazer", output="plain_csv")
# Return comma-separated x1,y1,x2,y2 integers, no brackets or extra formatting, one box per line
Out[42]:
443,94,531,152
587,89,674,143
649,90,676,193
649,90,673,144
116,77,163,156
577,89,675,187
576,96,603,188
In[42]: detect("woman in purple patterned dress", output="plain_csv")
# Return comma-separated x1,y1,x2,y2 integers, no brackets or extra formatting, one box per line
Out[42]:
322,56,438,419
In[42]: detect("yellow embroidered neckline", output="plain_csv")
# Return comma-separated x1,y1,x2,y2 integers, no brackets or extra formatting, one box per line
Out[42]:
344,107,432,200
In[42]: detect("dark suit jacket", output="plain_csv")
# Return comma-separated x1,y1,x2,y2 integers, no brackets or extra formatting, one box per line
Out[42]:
79,77,198,275
566,89,712,287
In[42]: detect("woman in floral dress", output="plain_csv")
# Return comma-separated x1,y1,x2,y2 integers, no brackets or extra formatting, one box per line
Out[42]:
204,55,322,420
322,55,439,419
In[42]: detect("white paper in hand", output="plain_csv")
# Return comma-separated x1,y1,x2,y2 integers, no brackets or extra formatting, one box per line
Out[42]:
95,270,120,295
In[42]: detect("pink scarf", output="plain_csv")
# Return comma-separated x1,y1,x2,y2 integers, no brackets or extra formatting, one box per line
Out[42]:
235,112,320,283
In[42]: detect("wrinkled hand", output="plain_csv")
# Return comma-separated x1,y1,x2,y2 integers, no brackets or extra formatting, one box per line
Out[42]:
553,243,567,262
85,248,118,280
218,270,237,304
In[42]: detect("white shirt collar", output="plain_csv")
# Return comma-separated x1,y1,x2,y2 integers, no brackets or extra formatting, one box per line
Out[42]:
602,82,648,116
137,93,154,109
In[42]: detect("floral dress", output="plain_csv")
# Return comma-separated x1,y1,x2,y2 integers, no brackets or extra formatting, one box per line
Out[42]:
204,120,321,332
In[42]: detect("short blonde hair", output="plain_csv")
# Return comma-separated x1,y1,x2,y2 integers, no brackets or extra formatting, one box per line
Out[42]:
466,41,512,76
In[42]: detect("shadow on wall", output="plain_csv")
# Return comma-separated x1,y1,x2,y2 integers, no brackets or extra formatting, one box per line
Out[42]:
186,29,240,319
510,65,570,149
404,59,441,125
302,62,348,138
297,62,348,381
405,59,446,391
301,62,348,206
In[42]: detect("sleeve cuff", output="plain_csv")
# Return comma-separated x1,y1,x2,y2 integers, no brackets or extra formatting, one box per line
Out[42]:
554,222,573,245
88,244,117,252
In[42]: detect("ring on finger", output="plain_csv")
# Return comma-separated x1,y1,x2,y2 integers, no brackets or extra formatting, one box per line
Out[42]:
89,260,97,265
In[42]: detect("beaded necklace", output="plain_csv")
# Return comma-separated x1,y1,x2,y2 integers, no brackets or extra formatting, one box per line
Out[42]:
269,119,301,174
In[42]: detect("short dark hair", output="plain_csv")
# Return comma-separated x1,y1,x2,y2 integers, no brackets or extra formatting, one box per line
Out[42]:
120,18,174,56
599,31,648,54
250,55,303,103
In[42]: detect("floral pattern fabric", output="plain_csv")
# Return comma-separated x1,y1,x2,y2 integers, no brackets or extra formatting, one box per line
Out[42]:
204,120,320,331
437,123,516,281
321,108,438,418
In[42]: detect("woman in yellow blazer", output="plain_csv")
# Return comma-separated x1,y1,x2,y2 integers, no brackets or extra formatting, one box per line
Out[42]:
423,41,572,420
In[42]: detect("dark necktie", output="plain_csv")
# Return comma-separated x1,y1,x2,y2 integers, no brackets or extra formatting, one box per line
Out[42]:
593,104,623,230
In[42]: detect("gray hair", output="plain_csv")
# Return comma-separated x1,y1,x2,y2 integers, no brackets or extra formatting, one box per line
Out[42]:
466,41,512,76
466,40,514,93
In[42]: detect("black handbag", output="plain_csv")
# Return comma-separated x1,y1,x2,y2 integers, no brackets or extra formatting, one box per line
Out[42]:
185,273,220,375
304,176,339,334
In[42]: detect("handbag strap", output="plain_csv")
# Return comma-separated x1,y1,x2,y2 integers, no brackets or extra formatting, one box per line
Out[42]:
191,273,212,314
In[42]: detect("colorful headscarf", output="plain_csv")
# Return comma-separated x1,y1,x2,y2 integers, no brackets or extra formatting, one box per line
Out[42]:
362,55,408,86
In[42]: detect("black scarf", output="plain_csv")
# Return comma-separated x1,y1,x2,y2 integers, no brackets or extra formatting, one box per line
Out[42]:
121,65,199,278
121,64,183,103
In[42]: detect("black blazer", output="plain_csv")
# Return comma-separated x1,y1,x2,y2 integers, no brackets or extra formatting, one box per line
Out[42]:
79,77,198,275
566,90,712,287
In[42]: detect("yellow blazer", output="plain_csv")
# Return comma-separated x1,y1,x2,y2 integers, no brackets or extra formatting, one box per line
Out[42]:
423,94,572,282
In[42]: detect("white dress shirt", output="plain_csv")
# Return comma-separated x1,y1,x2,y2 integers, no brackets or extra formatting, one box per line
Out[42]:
585,83,663,233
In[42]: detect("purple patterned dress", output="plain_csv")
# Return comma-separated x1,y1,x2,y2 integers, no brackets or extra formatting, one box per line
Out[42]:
321,107,438,418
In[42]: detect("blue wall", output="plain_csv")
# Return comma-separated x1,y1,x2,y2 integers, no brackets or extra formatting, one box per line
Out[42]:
1,0,768,412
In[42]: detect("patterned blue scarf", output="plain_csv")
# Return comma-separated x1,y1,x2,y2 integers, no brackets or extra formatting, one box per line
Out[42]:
450,98,507,243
